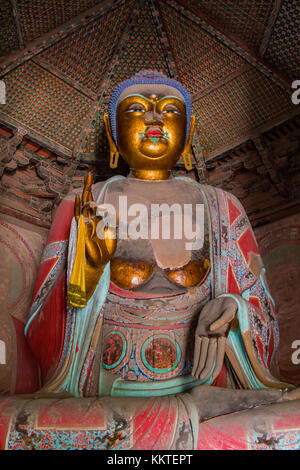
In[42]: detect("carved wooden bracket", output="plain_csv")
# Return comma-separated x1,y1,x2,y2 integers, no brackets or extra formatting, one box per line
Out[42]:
0,128,27,176
253,135,291,198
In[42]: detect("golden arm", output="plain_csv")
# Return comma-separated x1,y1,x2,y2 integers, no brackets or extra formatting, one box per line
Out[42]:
74,172,117,301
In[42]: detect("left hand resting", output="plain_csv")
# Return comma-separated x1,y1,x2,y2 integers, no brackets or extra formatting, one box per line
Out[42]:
191,297,238,381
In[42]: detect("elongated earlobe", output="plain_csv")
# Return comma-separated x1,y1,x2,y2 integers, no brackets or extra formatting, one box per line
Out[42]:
182,152,193,171
182,115,196,170
104,113,119,169
110,151,119,169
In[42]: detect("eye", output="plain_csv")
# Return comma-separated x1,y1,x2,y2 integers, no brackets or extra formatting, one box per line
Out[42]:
162,108,180,115
126,105,146,113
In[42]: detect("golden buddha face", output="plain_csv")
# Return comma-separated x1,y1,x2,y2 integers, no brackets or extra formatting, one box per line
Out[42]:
115,86,187,172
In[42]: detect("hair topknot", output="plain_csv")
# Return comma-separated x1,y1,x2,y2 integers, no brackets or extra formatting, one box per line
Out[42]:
108,70,192,145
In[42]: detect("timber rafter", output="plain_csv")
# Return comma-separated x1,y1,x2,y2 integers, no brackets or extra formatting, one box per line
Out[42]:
72,0,138,159
259,0,283,57
169,0,292,90
205,107,300,163
152,0,207,180
0,0,126,76
9,0,25,50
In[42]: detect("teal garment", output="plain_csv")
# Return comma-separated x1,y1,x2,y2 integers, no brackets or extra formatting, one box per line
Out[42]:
110,373,214,397
219,293,265,389
58,175,126,397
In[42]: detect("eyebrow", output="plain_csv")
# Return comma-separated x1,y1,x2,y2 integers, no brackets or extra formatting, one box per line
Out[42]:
124,94,183,104
158,95,182,103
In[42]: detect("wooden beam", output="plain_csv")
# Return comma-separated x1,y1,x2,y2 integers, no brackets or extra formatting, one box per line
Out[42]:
170,0,292,89
0,0,125,76
204,106,300,163
9,0,25,49
32,57,97,100
0,204,51,229
0,113,73,159
259,0,283,57
191,64,251,102
148,0,178,78
153,0,207,180
250,199,300,227
72,1,137,159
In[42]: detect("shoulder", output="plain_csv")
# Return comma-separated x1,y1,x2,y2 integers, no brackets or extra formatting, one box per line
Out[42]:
203,184,247,214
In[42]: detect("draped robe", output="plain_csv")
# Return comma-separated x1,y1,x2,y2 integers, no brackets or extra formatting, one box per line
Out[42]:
25,175,288,397
2,175,300,450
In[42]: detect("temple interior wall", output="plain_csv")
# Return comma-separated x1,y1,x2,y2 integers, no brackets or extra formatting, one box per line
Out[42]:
255,212,300,386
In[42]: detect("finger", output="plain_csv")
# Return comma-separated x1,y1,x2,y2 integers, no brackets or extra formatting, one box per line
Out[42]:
192,336,202,376
200,337,217,380
212,336,226,379
88,188,96,217
91,215,103,239
82,172,93,206
91,201,97,217
90,218,96,239
195,337,209,379
74,194,81,223
85,232,102,267
88,186,94,202
84,188,93,217
102,227,117,260
84,218,93,238
99,239,111,265
210,307,236,332
82,202,91,218
90,215,105,241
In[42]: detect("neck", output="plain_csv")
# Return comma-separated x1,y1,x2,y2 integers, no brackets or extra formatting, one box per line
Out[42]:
132,168,171,181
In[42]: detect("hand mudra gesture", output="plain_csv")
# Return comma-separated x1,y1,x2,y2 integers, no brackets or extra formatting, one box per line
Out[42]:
74,172,117,268
192,297,238,381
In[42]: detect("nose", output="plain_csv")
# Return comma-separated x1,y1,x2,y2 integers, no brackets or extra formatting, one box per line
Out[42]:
144,105,163,126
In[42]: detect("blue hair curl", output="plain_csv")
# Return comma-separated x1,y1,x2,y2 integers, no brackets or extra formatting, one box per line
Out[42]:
108,70,192,144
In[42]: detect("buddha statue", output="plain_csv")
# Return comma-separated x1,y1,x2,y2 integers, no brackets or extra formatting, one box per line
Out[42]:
20,71,300,448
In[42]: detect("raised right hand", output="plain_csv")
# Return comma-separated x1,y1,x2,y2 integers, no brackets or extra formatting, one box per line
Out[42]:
74,172,117,268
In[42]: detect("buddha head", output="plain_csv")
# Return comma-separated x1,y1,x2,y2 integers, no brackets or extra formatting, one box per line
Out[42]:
104,71,195,179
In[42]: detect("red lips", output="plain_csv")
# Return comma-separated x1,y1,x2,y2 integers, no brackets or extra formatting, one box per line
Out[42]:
145,130,163,137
